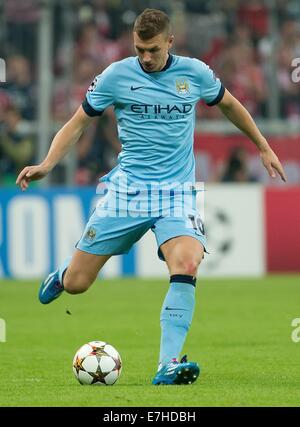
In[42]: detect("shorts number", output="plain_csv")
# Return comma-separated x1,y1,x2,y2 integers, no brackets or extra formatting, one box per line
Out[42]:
188,214,205,235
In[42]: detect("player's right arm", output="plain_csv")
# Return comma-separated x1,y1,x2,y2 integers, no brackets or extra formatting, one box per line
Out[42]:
17,64,116,191
16,106,93,191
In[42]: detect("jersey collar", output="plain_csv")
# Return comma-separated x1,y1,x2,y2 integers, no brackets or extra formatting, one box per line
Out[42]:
138,54,173,74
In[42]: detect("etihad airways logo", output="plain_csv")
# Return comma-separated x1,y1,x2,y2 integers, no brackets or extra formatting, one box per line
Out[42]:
130,103,192,114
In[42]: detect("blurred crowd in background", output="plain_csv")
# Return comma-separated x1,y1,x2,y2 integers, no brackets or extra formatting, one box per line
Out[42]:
0,0,300,186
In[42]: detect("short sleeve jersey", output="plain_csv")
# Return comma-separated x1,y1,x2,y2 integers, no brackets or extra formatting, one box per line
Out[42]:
83,54,224,188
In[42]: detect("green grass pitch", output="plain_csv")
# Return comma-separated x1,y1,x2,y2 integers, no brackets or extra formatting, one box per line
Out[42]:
0,275,300,407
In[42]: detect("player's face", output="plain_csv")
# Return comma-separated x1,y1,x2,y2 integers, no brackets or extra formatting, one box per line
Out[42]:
133,31,174,72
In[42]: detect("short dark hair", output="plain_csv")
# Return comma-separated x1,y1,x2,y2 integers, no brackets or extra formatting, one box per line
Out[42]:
133,8,171,40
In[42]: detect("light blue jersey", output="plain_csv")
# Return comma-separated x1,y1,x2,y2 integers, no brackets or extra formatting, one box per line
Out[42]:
82,54,224,188
78,54,223,258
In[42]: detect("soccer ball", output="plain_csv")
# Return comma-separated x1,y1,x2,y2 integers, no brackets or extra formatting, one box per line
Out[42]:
73,340,122,385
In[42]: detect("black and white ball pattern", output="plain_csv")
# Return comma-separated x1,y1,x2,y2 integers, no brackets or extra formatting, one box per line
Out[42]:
73,341,122,385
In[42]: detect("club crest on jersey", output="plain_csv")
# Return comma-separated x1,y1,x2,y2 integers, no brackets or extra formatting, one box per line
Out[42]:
88,77,98,92
175,79,190,95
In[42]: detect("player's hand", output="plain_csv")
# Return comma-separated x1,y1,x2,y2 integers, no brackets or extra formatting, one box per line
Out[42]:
260,148,287,182
16,164,51,191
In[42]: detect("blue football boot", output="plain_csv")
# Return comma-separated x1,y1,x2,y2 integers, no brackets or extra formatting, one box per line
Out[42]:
152,355,200,385
39,270,64,304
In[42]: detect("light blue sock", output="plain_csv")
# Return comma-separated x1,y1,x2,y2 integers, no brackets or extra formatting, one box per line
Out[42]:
58,255,72,285
159,275,196,367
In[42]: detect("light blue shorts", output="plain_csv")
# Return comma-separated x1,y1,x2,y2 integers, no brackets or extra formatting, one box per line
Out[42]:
76,190,206,261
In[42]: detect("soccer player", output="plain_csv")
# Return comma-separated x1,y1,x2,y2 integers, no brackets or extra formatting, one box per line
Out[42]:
16,9,286,385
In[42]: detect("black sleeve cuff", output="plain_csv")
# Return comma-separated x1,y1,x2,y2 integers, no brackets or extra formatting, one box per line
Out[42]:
206,85,225,106
82,97,103,117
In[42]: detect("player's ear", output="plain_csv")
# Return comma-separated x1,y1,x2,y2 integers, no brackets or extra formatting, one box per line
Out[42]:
168,34,174,48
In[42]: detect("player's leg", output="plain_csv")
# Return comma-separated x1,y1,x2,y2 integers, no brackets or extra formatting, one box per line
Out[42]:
39,195,156,304
152,212,206,384
159,236,204,358
161,235,204,276
39,250,110,304
63,250,111,294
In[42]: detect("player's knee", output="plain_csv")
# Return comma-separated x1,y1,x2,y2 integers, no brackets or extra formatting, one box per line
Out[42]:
172,256,200,276
181,259,199,276
63,271,92,294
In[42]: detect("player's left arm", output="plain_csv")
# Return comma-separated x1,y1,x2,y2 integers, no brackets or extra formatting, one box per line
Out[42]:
217,88,287,182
